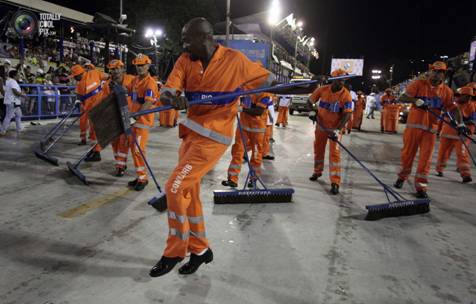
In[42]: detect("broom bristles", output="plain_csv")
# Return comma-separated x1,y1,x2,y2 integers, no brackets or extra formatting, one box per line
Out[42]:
365,199,430,220
34,149,59,166
67,162,89,185
214,188,294,204
148,193,167,212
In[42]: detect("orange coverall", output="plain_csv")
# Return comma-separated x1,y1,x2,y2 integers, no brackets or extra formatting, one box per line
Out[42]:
309,85,353,185
129,74,160,182
352,94,365,129
227,93,272,183
160,45,273,258
76,69,106,150
435,102,475,177
101,75,135,170
397,79,455,192
380,93,395,131
383,103,401,133
276,95,290,126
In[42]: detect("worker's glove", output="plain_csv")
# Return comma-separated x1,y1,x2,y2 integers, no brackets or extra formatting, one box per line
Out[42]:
414,98,428,110
308,110,317,123
457,124,470,136
160,91,189,110
129,116,137,126
74,99,82,105
329,129,340,140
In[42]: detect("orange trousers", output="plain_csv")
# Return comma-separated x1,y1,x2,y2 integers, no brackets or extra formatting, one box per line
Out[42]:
436,137,471,177
111,134,129,169
276,107,288,126
159,109,178,127
263,125,272,156
130,127,150,182
398,128,436,191
163,132,228,258
227,128,264,183
352,108,364,129
384,107,400,133
314,127,342,185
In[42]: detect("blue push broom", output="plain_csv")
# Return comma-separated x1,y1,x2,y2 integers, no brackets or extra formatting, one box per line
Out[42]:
314,120,430,220
213,115,295,204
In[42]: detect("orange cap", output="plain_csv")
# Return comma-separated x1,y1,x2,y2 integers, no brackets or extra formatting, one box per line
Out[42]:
107,59,125,69
70,64,85,77
331,69,347,77
457,86,474,96
132,53,152,65
429,61,447,71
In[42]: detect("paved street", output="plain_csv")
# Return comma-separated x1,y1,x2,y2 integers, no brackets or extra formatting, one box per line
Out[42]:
0,113,475,304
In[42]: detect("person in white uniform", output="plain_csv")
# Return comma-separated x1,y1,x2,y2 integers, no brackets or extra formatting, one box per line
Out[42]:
0,70,25,135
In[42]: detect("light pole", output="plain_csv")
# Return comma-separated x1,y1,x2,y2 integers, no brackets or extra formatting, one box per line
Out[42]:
145,28,163,75
225,0,230,46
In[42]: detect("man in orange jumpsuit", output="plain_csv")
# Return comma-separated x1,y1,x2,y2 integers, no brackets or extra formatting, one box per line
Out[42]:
275,94,291,127
435,86,475,183
383,95,401,133
71,64,107,161
394,61,462,198
127,54,160,191
380,88,395,133
352,90,366,130
222,92,272,187
149,18,275,277
101,59,135,177
307,69,353,195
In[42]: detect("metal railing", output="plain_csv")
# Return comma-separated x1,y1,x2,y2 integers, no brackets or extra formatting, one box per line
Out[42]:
19,84,78,120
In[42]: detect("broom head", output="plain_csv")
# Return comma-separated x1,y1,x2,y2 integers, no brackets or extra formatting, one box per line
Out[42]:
365,199,430,221
214,188,294,204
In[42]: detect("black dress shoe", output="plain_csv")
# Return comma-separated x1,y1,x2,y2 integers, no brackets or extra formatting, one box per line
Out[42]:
462,176,472,184
128,178,139,187
263,155,275,160
330,183,339,195
221,179,237,188
309,173,322,181
134,180,148,191
149,256,184,277
394,178,404,189
416,190,428,199
436,172,443,177
178,248,213,275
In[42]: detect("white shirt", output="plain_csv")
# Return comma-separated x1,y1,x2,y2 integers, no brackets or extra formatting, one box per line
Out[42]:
267,103,276,126
4,78,21,105
366,95,376,107
279,95,291,107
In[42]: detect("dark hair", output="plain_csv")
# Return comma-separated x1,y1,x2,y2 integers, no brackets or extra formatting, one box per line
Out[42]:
9,70,17,78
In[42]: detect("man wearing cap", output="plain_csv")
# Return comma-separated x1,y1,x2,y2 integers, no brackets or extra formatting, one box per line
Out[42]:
394,61,462,198
128,54,160,191
71,64,107,162
435,86,475,183
102,59,135,177
307,69,353,195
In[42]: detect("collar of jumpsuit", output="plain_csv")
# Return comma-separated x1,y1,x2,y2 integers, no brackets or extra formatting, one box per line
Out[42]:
161,44,273,146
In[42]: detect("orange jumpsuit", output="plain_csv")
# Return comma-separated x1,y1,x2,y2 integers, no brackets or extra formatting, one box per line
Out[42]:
227,93,272,183
101,75,135,170
436,102,476,177
309,85,353,185
276,95,290,126
76,69,106,149
397,79,455,192
380,93,395,131
352,94,365,129
160,45,273,258
383,103,401,133
129,75,160,182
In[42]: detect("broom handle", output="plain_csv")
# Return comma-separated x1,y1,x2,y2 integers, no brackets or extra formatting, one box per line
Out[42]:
315,120,405,201
131,132,163,193
42,103,78,141
131,74,358,118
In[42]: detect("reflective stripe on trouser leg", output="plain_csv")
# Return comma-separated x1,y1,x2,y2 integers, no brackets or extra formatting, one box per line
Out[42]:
227,127,246,183
112,134,129,169
314,128,329,174
435,137,454,173
414,131,436,191
79,104,88,140
263,125,272,156
131,127,149,181
249,132,265,176
398,128,422,180
164,132,228,258
329,135,342,185
455,140,471,177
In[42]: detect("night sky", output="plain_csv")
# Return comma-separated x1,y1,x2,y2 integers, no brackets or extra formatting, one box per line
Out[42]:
49,0,475,83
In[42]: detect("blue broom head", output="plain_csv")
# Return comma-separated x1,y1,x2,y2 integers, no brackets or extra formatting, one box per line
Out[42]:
148,192,167,212
213,188,294,204
34,149,59,166
365,199,430,220
67,162,89,185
